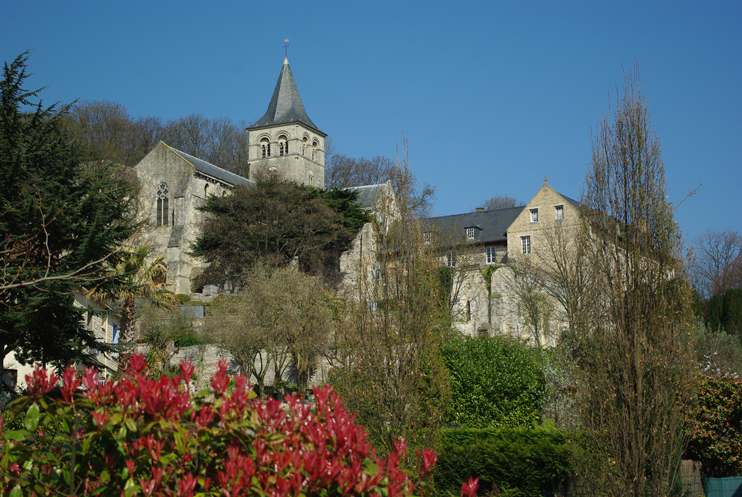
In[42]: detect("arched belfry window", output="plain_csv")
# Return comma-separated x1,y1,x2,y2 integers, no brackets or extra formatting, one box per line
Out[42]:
302,137,308,156
278,135,288,156
260,138,270,158
312,141,318,161
156,182,169,226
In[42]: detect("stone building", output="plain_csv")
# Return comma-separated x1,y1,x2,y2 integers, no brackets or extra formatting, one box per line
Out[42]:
426,179,581,345
134,142,253,295
133,57,325,295
246,57,327,189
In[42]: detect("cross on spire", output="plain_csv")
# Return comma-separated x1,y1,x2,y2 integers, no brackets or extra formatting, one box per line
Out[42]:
284,39,289,58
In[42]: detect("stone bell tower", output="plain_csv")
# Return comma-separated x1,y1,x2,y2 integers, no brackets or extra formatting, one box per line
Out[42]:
247,57,326,188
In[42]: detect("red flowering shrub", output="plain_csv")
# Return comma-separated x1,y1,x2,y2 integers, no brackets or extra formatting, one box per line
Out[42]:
684,373,742,477
0,355,444,496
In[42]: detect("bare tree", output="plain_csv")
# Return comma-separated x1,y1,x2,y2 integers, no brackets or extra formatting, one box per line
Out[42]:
574,62,697,496
325,147,436,217
690,228,742,300
330,145,450,456
508,262,554,348
471,194,525,212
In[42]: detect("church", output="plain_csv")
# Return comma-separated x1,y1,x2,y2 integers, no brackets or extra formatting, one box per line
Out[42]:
133,56,388,295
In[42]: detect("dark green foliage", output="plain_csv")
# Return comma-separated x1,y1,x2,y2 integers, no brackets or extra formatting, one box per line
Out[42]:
440,336,545,428
192,176,370,288
433,426,572,497
706,289,742,338
0,53,136,376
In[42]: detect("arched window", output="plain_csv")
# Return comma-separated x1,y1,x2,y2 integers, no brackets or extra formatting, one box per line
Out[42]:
312,141,318,161
156,182,169,227
268,166,278,176
302,137,308,156
278,135,288,156
260,138,270,158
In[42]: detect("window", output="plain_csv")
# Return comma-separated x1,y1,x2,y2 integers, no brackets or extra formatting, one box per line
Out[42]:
466,300,471,322
555,205,564,220
486,246,497,264
423,232,431,244
530,208,538,223
447,251,456,267
466,227,475,240
260,138,270,158
278,136,288,156
156,182,169,226
312,141,318,160
521,235,531,255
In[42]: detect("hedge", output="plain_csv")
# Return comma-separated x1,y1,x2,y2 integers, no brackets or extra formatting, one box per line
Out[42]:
433,426,572,497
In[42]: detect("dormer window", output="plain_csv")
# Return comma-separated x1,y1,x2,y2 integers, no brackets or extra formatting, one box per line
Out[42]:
530,209,539,223
156,182,169,227
555,205,564,220
466,228,475,240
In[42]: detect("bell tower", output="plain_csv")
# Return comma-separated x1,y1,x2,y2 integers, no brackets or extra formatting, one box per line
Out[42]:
247,57,326,188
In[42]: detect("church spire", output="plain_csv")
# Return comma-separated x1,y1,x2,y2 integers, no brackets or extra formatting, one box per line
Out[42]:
249,58,323,135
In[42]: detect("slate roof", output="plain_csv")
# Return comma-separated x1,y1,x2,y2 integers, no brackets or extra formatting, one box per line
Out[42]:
426,207,525,245
344,183,388,210
248,58,325,136
165,144,253,187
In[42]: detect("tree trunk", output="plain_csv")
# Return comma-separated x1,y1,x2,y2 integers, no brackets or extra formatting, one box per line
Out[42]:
117,296,136,376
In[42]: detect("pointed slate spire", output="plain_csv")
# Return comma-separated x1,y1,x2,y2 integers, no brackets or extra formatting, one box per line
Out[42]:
249,58,323,134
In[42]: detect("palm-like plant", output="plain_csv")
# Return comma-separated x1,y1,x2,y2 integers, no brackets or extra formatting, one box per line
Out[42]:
107,246,176,374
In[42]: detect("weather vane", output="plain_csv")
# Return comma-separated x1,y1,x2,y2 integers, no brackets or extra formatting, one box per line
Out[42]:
284,39,289,58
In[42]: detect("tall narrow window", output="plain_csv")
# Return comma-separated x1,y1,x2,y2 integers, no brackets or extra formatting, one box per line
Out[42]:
521,235,531,255
312,141,318,161
278,136,288,156
530,209,539,223
486,246,496,264
156,182,169,226
447,251,456,267
466,300,471,322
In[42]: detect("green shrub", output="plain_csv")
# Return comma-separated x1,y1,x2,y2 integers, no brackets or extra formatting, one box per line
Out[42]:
440,336,545,428
433,425,572,497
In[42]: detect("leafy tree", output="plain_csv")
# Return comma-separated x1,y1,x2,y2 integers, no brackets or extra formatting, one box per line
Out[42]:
192,175,369,290
574,63,696,496
471,194,524,212
211,265,334,395
440,336,545,429
0,53,137,381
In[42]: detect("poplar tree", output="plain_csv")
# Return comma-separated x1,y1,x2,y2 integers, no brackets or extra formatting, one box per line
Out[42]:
575,63,696,495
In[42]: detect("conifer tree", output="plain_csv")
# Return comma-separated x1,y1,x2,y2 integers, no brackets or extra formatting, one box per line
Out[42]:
0,52,137,382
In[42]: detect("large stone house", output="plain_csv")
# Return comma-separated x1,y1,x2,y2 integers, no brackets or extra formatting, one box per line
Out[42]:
426,179,581,345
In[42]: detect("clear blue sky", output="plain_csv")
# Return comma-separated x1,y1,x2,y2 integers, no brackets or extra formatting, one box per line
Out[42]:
2,0,740,240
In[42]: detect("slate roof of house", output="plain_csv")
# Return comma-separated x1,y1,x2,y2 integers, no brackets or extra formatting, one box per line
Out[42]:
166,144,253,187
344,183,388,210
426,207,525,244
248,58,325,136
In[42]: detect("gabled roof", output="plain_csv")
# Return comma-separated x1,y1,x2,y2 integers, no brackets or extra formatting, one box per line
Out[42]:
248,58,325,136
426,207,524,244
164,143,253,187
344,183,389,210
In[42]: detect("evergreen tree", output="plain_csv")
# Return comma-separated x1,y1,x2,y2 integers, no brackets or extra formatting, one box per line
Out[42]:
0,52,137,382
